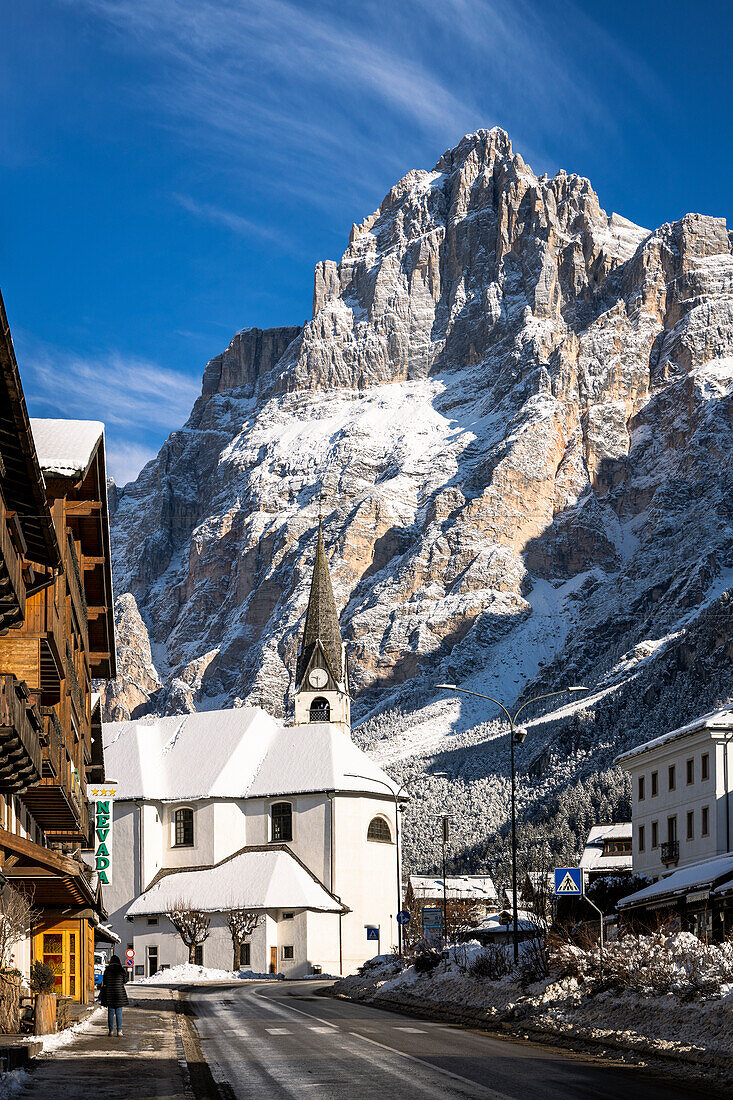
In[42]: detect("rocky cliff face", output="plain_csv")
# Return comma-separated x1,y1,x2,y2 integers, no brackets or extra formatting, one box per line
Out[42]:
105,128,733,864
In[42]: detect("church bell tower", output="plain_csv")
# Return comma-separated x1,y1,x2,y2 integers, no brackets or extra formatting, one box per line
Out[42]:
294,519,351,733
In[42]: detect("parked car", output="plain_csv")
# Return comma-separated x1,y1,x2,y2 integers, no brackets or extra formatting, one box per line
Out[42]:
94,951,108,987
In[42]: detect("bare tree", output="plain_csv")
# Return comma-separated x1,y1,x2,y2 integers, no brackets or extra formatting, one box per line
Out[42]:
0,886,37,970
225,908,261,971
165,899,211,964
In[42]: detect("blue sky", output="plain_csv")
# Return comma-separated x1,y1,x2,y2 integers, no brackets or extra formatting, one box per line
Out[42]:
2,0,731,483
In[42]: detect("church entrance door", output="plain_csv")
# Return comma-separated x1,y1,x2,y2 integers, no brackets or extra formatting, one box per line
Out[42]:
269,947,277,973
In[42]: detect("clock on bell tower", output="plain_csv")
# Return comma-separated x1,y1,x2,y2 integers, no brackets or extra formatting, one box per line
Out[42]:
293,517,351,733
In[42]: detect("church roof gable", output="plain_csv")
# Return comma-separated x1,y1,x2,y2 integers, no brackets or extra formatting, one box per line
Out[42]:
127,844,347,916
102,707,398,801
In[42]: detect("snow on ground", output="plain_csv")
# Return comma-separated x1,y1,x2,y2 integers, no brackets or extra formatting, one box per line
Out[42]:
32,1007,106,1054
333,933,733,1069
0,1069,31,1100
135,963,274,984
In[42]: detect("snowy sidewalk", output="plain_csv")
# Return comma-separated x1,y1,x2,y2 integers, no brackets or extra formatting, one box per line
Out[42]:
18,987,191,1099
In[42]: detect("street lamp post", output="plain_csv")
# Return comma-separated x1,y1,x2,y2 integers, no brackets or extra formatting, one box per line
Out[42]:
436,683,587,964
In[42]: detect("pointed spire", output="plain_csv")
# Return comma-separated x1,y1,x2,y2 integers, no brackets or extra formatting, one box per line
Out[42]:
296,518,344,687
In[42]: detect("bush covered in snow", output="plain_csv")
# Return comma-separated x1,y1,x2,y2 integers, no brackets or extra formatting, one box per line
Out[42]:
551,930,733,1000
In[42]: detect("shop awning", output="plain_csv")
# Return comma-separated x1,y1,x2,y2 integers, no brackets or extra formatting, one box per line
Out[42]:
618,854,733,910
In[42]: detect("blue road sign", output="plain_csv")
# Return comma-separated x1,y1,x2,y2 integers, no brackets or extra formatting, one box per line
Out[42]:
366,926,380,941
396,910,411,926
554,867,583,896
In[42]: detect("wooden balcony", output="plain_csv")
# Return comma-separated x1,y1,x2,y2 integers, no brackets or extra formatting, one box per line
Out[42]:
20,746,88,840
65,532,89,652
0,497,26,633
40,706,64,779
0,674,42,791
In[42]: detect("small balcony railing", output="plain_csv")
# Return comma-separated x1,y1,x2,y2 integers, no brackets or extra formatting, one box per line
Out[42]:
661,840,679,866
0,675,43,791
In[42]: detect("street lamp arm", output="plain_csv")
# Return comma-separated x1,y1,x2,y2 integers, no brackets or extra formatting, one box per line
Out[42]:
512,687,586,725
435,685,513,726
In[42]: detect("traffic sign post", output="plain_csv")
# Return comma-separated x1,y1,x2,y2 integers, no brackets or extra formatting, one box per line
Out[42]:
554,867,583,896
125,949,134,970
366,925,380,955
555,867,604,961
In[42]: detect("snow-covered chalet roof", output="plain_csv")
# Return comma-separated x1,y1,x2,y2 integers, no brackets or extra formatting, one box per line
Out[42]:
618,854,733,909
31,418,105,479
615,705,733,765
127,845,347,916
580,823,633,872
102,707,400,801
409,875,496,901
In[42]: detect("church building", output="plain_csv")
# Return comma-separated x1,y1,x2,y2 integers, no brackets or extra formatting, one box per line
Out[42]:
102,522,404,977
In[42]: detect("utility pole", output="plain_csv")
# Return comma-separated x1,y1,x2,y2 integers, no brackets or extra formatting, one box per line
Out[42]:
437,683,587,964
441,814,449,948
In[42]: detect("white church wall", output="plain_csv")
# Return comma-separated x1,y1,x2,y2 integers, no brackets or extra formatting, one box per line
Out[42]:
212,801,247,863
334,794,399,974
305,910,341,976
163,800,216,867
105,802,139,938
141,802,163,889
243,798,268,845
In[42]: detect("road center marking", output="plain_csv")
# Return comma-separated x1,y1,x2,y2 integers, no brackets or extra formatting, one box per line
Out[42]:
265,1027,290,1034
395,1026,424,1033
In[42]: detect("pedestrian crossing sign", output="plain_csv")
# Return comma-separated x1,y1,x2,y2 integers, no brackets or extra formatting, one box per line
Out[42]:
554,867,583,896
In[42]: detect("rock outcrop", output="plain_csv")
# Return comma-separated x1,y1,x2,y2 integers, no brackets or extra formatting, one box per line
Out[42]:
105,129,733,853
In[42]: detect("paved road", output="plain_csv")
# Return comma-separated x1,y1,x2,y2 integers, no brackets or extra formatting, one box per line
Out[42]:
187,980,708,1099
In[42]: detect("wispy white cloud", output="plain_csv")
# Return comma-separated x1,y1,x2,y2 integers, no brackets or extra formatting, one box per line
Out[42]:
105,440,158,484
174,193,300,253
23,342,199,432
18,335,201,484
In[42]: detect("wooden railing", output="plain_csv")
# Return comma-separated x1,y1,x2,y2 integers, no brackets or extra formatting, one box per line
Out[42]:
65,533,89,651
0,496,26,629
40,706,63,778
0,674,42,790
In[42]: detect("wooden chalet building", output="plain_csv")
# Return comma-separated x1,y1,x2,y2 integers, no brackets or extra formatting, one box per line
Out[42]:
0,290,116,1004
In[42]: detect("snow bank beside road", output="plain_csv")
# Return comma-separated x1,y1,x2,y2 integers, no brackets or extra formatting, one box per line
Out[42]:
333,934,733,1073
135,963,274,984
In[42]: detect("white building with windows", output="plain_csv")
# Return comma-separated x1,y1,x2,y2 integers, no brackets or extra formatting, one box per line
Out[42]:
102,522,403,977
615,706,733,938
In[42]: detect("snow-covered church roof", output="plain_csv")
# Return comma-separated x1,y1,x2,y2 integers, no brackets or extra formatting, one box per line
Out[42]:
102,706,400,801
31,418,105,479
127,845,347,916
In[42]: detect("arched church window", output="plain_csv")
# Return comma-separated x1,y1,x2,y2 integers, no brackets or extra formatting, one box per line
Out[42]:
174,807,194,847
271,802,293,842
309,697,330,722
367,816,392,843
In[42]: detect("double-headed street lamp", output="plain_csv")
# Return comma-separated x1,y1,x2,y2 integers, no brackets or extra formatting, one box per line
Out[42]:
436,683,587,963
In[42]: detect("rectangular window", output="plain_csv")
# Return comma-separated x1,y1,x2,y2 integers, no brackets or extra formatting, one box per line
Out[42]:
638,775,645,801
241,943,251,967
638,825,645,852
686,758,694,785
282,945,294,960
147,917,158,926
702,753,710,780
702,806,710,836
687,810,694,840
651,821,658,848
194,945,204,966
282,912,294,920
651,771,658,797
667,815,677,843
668,765,675,792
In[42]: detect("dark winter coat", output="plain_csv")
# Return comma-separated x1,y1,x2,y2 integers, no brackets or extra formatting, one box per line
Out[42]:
99,959,129,1007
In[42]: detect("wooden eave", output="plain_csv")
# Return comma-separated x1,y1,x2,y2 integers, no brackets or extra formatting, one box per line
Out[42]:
0,290,61,570
0,826,100,910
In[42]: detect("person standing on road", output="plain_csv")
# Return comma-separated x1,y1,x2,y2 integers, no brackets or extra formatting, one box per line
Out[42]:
99,954,129,1036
